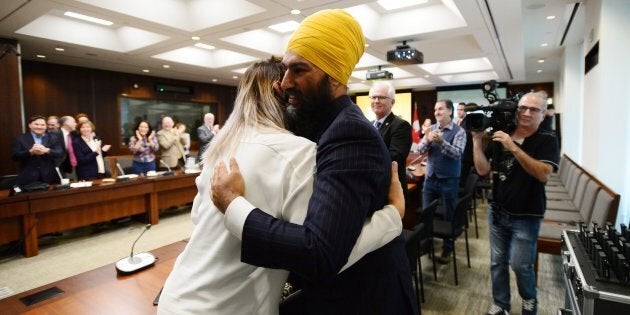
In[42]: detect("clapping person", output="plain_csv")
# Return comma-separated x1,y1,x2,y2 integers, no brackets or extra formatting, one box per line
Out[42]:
157,116,186,169
73,121,111,180
129,120,159,174
175,122,191,159
12,115,63,186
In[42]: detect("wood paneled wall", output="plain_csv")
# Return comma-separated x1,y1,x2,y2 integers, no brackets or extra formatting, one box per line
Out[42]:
2,60,236,176
0,38,24,176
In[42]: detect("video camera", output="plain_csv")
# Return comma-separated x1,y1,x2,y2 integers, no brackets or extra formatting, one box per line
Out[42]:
463,80,522,134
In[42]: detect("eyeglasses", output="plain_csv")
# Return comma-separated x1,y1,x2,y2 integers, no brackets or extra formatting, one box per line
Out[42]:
517,106,543,114
369,95,391,101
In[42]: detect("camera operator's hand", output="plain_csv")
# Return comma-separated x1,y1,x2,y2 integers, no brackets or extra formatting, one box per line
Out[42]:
471,131,484,141
491,131,518,152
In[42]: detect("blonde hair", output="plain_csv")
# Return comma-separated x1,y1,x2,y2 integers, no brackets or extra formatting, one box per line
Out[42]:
202,57,287,166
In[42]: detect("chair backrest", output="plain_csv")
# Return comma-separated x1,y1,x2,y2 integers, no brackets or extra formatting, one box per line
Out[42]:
557,155,566,174
560,162,576,184
590,189,614,225
404,222,425,267
418,200,437,237
416,199,438,225
462,173,479,198
566,172,585,198
579,180,600,223
453,193,473,229
572,175,590,206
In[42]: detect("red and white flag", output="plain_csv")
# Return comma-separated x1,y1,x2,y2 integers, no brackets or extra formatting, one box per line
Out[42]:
412,102,421,145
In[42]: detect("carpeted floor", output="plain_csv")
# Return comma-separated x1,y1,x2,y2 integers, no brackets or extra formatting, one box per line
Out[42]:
0,203,565,314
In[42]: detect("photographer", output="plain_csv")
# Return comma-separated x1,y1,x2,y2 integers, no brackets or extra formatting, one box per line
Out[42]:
472,92,559,315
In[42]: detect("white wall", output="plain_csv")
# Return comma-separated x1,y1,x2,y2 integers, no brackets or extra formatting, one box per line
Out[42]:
558,42,584,161
568,0,630,225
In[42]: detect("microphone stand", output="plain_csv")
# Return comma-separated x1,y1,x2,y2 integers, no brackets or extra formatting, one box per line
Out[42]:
160,160,174,176
115,224,156,274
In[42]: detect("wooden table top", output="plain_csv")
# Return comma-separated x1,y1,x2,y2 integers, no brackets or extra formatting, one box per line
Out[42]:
0,240,186,314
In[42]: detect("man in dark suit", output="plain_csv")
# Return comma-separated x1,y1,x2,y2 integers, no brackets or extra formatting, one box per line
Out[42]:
56,115,78,179
196,112,217,162
11,115,63,186
211,9,416,314
369,81,413,194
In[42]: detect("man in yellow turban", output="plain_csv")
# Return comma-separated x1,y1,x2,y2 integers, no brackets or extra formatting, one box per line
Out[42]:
212,9,418,314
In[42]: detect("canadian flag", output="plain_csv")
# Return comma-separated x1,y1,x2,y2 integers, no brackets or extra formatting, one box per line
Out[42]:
412,102,421,144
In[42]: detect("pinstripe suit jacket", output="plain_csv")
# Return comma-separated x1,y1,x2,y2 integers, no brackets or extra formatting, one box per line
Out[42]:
239,96,417,314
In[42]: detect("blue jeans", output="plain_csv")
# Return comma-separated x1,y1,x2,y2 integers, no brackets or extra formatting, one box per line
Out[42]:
422,176,459,251
489,206,541,312
132,160,156,175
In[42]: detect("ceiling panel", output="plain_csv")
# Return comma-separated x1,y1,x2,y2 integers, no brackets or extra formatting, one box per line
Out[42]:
0,0,584,91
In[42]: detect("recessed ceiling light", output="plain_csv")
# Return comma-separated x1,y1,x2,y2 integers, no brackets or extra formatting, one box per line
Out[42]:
64,11,113,26
424,75,430,78
36,54,46,58
541,43,548,47
142,69,150,73
378,0,428,11
163,65,170,68
538,58,545,63
55,47,65,51
211,79,218,82
537,69,543,73
232,76,238,79
291,9,301,15
365,43,370,48
546,15,556,20
269,21,300,33
191,36,201,41
194,43,215,50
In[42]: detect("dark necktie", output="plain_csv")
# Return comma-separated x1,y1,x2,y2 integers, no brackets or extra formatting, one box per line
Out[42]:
375,121,382,129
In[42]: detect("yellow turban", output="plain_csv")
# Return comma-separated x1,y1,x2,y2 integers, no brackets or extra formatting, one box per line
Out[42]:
286,9,365,85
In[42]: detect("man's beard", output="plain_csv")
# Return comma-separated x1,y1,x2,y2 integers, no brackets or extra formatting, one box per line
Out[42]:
284,76,333,141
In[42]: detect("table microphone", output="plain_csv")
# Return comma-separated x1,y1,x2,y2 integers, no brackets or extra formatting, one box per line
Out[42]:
115,224,156,274
116,163,126,176
116,163,130,182
54,167,70,190
160,160,174,176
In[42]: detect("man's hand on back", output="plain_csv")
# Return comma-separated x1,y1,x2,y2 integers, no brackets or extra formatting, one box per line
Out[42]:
211,158,245,213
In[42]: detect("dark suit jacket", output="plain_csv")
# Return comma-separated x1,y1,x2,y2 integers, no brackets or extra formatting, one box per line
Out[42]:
241,96,417,314
196,125,215,161
11,132,63,186
48,130,71,173
376,113,412,193
72,135,103,180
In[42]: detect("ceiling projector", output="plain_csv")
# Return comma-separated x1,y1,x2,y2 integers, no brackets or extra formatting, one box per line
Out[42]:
366,69,393,80
387,44,424,66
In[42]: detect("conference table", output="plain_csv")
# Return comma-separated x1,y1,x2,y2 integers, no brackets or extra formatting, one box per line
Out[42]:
0,172,198,257
0,240,186,314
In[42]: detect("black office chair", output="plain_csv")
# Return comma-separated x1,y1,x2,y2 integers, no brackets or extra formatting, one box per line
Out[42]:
403,222,424,313
433,193,472,285
416,199,438,285
476,174,492,203
459,173,479,238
